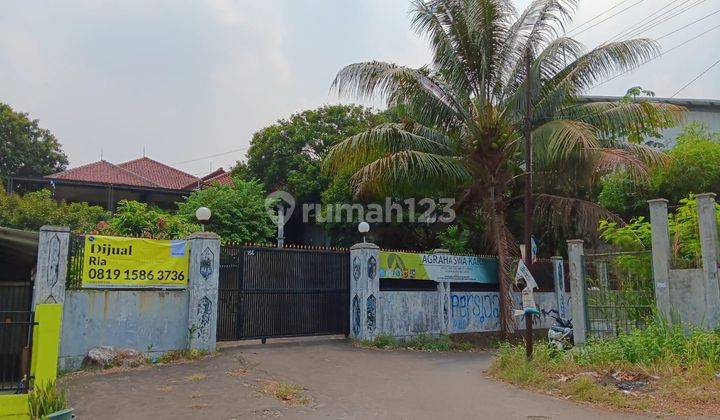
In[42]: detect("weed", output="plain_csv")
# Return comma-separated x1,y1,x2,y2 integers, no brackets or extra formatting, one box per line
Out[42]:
358,333,474,352
490,316,720,415
259,379,312,406
28,380,68,419
185,373,207,382
156,348,209,364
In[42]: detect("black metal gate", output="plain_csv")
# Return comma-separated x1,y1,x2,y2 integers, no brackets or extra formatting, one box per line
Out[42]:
217,245,350,341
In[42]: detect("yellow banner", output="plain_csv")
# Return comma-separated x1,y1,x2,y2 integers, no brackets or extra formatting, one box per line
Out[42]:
82,235,189,288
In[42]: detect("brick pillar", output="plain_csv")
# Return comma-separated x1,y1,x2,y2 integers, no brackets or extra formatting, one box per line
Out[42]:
186,232,220,351
567,239,586,346
33,226,70,308
349,242,380,341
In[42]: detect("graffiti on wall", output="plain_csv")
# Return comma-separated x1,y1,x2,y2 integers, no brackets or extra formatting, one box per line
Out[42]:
450,292,571,333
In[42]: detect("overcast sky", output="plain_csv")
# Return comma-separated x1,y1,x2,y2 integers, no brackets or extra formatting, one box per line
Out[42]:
1,0,718,175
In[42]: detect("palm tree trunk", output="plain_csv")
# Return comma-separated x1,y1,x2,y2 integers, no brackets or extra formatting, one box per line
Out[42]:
489,184,516,337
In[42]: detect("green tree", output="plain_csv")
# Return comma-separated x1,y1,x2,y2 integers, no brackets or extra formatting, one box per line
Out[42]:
177,178,275,244
0,102,68,182
325,0,679,332
652,122,720,203
236,104,389,202
598,122,720,216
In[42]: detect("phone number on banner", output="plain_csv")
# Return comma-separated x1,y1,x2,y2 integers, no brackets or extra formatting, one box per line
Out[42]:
86,268,186,282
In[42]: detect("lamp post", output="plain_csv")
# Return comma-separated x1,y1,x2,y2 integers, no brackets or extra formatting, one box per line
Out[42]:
195,207,211,232
358,221,369,243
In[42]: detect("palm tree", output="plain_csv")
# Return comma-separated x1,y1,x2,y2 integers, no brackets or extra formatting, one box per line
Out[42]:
324,0,682,333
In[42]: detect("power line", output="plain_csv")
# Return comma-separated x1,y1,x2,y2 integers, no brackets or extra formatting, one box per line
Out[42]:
608,0,685,41
670,57,720,97
655,7,720,41
620,0,706,40
569,0,645,38
594,21,720,88
171,147,248,166
565,0,633,36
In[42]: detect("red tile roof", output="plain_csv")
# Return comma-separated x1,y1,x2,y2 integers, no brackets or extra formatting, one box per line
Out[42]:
203,170,234,186
47,160,162,188
118,157,199,190
182,168,234,189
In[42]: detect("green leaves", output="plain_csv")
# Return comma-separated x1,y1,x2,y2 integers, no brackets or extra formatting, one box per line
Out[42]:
177,178,275,244
0,102,68,182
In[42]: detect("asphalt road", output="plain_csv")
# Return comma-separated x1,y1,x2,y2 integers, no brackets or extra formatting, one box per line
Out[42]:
63,337,651,419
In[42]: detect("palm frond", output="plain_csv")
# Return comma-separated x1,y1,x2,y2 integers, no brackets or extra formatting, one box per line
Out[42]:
535,193,623,236
324,123,455,175
350,151,473,197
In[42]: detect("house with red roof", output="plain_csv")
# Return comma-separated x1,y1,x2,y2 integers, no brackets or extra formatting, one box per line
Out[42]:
7,157,234,210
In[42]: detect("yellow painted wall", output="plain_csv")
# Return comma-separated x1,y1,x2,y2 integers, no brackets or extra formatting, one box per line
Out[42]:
0,304,63,420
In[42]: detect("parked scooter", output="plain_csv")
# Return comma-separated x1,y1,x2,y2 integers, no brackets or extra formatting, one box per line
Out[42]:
546,309,573,350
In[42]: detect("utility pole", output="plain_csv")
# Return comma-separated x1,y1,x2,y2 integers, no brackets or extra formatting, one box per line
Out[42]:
523,48,534,361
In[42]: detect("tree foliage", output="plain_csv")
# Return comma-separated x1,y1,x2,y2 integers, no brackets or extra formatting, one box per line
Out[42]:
324,0,680,333
177,178,275,244
598,122,720,216
0,102,68,182
98,200,200,239
652,122,720,203
0,189,107,232
236,104,390,202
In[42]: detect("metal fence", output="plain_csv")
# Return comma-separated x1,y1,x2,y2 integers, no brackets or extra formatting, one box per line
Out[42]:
66,234,85,289
217,244,350,341
583,251,655,339
0,311,34,393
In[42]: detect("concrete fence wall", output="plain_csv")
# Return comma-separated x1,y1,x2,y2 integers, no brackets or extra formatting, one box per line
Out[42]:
565,193,720,346
649,193,720,329
32,227,220,371
349,243,571,340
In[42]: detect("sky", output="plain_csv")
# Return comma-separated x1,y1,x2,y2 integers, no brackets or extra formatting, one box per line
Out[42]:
1,0,719,175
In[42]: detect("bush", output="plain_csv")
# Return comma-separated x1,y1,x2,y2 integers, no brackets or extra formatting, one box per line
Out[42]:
100,200,199,239
359,333,473,352
177,178,275,244
0,189,107,232
28,380,68,419
600,194,716,268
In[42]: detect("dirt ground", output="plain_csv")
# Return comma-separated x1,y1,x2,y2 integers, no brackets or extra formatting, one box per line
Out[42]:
63,337,652,419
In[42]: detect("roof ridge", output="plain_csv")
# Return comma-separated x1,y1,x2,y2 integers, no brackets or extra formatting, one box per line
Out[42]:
118,157,199,181
46,159,108,178
111,162,164,188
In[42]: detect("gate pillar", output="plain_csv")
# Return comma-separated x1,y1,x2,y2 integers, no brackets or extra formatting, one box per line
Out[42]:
696,193,720,328
33,226,70,308
349,242,380,341
648,198,672,322
187,232,220,351
567,239,586,346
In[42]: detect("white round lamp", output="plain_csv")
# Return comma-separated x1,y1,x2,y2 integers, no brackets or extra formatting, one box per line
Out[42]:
195,207,212,231
358,221,370,242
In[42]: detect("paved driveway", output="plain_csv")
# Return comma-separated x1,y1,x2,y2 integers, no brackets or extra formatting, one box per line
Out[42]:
63,337,650,419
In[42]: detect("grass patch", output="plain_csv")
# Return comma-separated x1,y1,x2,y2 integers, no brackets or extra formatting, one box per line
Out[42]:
156,348,209,364
258,379,312,406
358,333,474,352
489,315,720,416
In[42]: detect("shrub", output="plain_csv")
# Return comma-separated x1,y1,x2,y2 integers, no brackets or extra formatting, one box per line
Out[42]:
28,380,68,419
101,200,199,239
0,189,107,232
177,178,275,244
